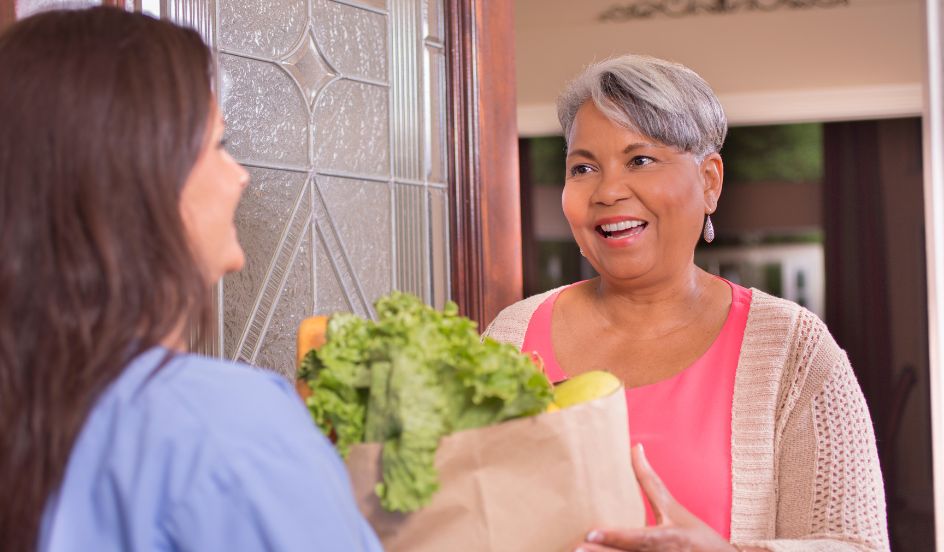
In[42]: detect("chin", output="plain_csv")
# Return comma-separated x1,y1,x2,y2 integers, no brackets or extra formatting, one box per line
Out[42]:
225,252,246,274
594,262,654,283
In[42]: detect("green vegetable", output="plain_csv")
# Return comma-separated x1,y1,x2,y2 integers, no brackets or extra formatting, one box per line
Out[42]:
298,292,552,513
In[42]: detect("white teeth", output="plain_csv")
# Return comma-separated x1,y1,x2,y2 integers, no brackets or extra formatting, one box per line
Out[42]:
600,220,645,233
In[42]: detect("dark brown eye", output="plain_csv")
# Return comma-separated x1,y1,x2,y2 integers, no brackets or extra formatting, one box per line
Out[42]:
568,164,594,177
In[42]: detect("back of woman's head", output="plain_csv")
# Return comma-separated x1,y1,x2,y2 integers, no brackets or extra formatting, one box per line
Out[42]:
0,7,214,548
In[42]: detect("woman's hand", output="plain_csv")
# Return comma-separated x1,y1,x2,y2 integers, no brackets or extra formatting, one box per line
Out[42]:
576,444,742,552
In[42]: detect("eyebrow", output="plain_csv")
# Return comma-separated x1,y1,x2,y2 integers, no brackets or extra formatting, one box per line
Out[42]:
565,148,596,161
566,142,662,160
623,142,660,153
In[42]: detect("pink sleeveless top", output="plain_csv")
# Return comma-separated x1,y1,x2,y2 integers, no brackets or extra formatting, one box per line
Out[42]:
522,281,751,538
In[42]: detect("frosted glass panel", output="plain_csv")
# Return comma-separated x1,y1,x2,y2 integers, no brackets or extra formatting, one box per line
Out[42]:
282,30,337,108
395,184,428,298
218,0,306,58
219,54,309,168
222,167,307,359
426,46,446,184
317,176,393,302
255,229,314,378
350,0,387,9
314,80,389,176
312,0,388,82
425,0,442,41
316,233,354,315
16,0,98,18
171,0,450,376
429,188,449,309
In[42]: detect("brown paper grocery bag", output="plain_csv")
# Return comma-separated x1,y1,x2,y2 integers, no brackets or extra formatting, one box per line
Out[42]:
345,388,645,552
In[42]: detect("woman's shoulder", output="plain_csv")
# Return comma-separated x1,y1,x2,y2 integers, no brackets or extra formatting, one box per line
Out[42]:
106,350,345,511
482,285,568,348
88,348,313,461
58,350,377,552
133,350,308,444
745,288,838,352
741,288,849,401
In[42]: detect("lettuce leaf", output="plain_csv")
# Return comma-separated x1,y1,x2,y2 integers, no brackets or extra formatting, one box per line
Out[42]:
298,292,552,512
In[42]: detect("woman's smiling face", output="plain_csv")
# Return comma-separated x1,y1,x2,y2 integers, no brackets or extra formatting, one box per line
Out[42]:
562,101,722,285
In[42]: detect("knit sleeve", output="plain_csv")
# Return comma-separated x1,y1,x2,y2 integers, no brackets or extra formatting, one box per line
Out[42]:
481,288,560,349
738,312,889,552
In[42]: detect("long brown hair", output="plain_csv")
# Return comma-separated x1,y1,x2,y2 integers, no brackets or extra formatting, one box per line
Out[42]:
0,8,215,549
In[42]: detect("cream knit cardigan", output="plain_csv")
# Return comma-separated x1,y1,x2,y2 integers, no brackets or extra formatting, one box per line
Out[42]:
483,287,890,551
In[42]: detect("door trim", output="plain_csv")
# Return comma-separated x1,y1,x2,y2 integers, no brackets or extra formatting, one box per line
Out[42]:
445,0,522,329
922,0,944,547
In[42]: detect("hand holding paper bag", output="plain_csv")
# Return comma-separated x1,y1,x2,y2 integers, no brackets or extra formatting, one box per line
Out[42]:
579,445,740,552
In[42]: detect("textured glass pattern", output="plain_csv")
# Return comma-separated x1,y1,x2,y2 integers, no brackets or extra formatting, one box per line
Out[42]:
317,176,393,303
391,0,422,181
255,229,314,379
314,80,389,176
349,0,387,9
316,232,355,315
16,0,97,18
231,178,311,364
282,30,337,108
205,0,450,370
426,46,446,184
425,0,442,41
429,188,449,309
220,54,309,168
312,0,388,82
218,0,307,58
395,184,428,298
222,168,308,360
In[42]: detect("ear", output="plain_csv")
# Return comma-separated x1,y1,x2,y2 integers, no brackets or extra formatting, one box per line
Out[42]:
699,152,723,214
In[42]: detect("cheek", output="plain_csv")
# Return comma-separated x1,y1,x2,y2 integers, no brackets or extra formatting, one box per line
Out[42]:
561,185,588,226
646,177,701,218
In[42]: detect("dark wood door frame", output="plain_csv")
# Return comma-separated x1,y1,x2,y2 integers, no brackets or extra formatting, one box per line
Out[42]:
2,1,16,30
445,0,522,329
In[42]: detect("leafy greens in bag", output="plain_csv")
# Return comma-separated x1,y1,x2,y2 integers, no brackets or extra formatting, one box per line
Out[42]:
297,292,552,513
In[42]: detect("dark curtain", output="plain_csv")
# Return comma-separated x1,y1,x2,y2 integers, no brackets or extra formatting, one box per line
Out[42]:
822,120,893,429
519,138,538,298
823,118,932,550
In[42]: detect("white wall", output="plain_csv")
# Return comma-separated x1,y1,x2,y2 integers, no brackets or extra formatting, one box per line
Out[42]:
516,0,925,133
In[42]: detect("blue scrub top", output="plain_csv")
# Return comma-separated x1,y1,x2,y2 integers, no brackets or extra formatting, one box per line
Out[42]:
39,347,383,552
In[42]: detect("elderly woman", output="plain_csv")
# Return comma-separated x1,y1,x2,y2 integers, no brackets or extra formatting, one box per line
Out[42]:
485,55,888,551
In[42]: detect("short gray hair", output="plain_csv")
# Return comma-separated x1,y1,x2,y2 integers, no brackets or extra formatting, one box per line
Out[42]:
557,55,727,157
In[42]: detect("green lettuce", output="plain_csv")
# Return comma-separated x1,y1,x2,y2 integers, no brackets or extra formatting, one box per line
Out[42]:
298,292,552,513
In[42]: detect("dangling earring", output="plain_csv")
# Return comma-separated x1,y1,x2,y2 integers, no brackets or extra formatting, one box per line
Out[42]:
703,215,715,244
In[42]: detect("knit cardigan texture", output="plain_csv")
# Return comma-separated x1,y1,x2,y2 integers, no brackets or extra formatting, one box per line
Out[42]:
483,287,890,551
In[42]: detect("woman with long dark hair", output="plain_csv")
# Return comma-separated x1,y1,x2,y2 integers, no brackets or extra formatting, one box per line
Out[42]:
0,7,382,551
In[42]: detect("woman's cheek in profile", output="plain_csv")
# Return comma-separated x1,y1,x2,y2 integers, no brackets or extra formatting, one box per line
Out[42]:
179,148,249,283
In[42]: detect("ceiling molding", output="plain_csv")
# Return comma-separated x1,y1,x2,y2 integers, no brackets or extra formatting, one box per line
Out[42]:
518,82,923,136
597,0,849,22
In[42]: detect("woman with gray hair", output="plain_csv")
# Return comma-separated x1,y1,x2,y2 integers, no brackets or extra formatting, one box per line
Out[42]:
485,55,888,551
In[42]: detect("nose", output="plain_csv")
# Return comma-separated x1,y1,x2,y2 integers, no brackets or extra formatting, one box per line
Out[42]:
589,170,633,206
